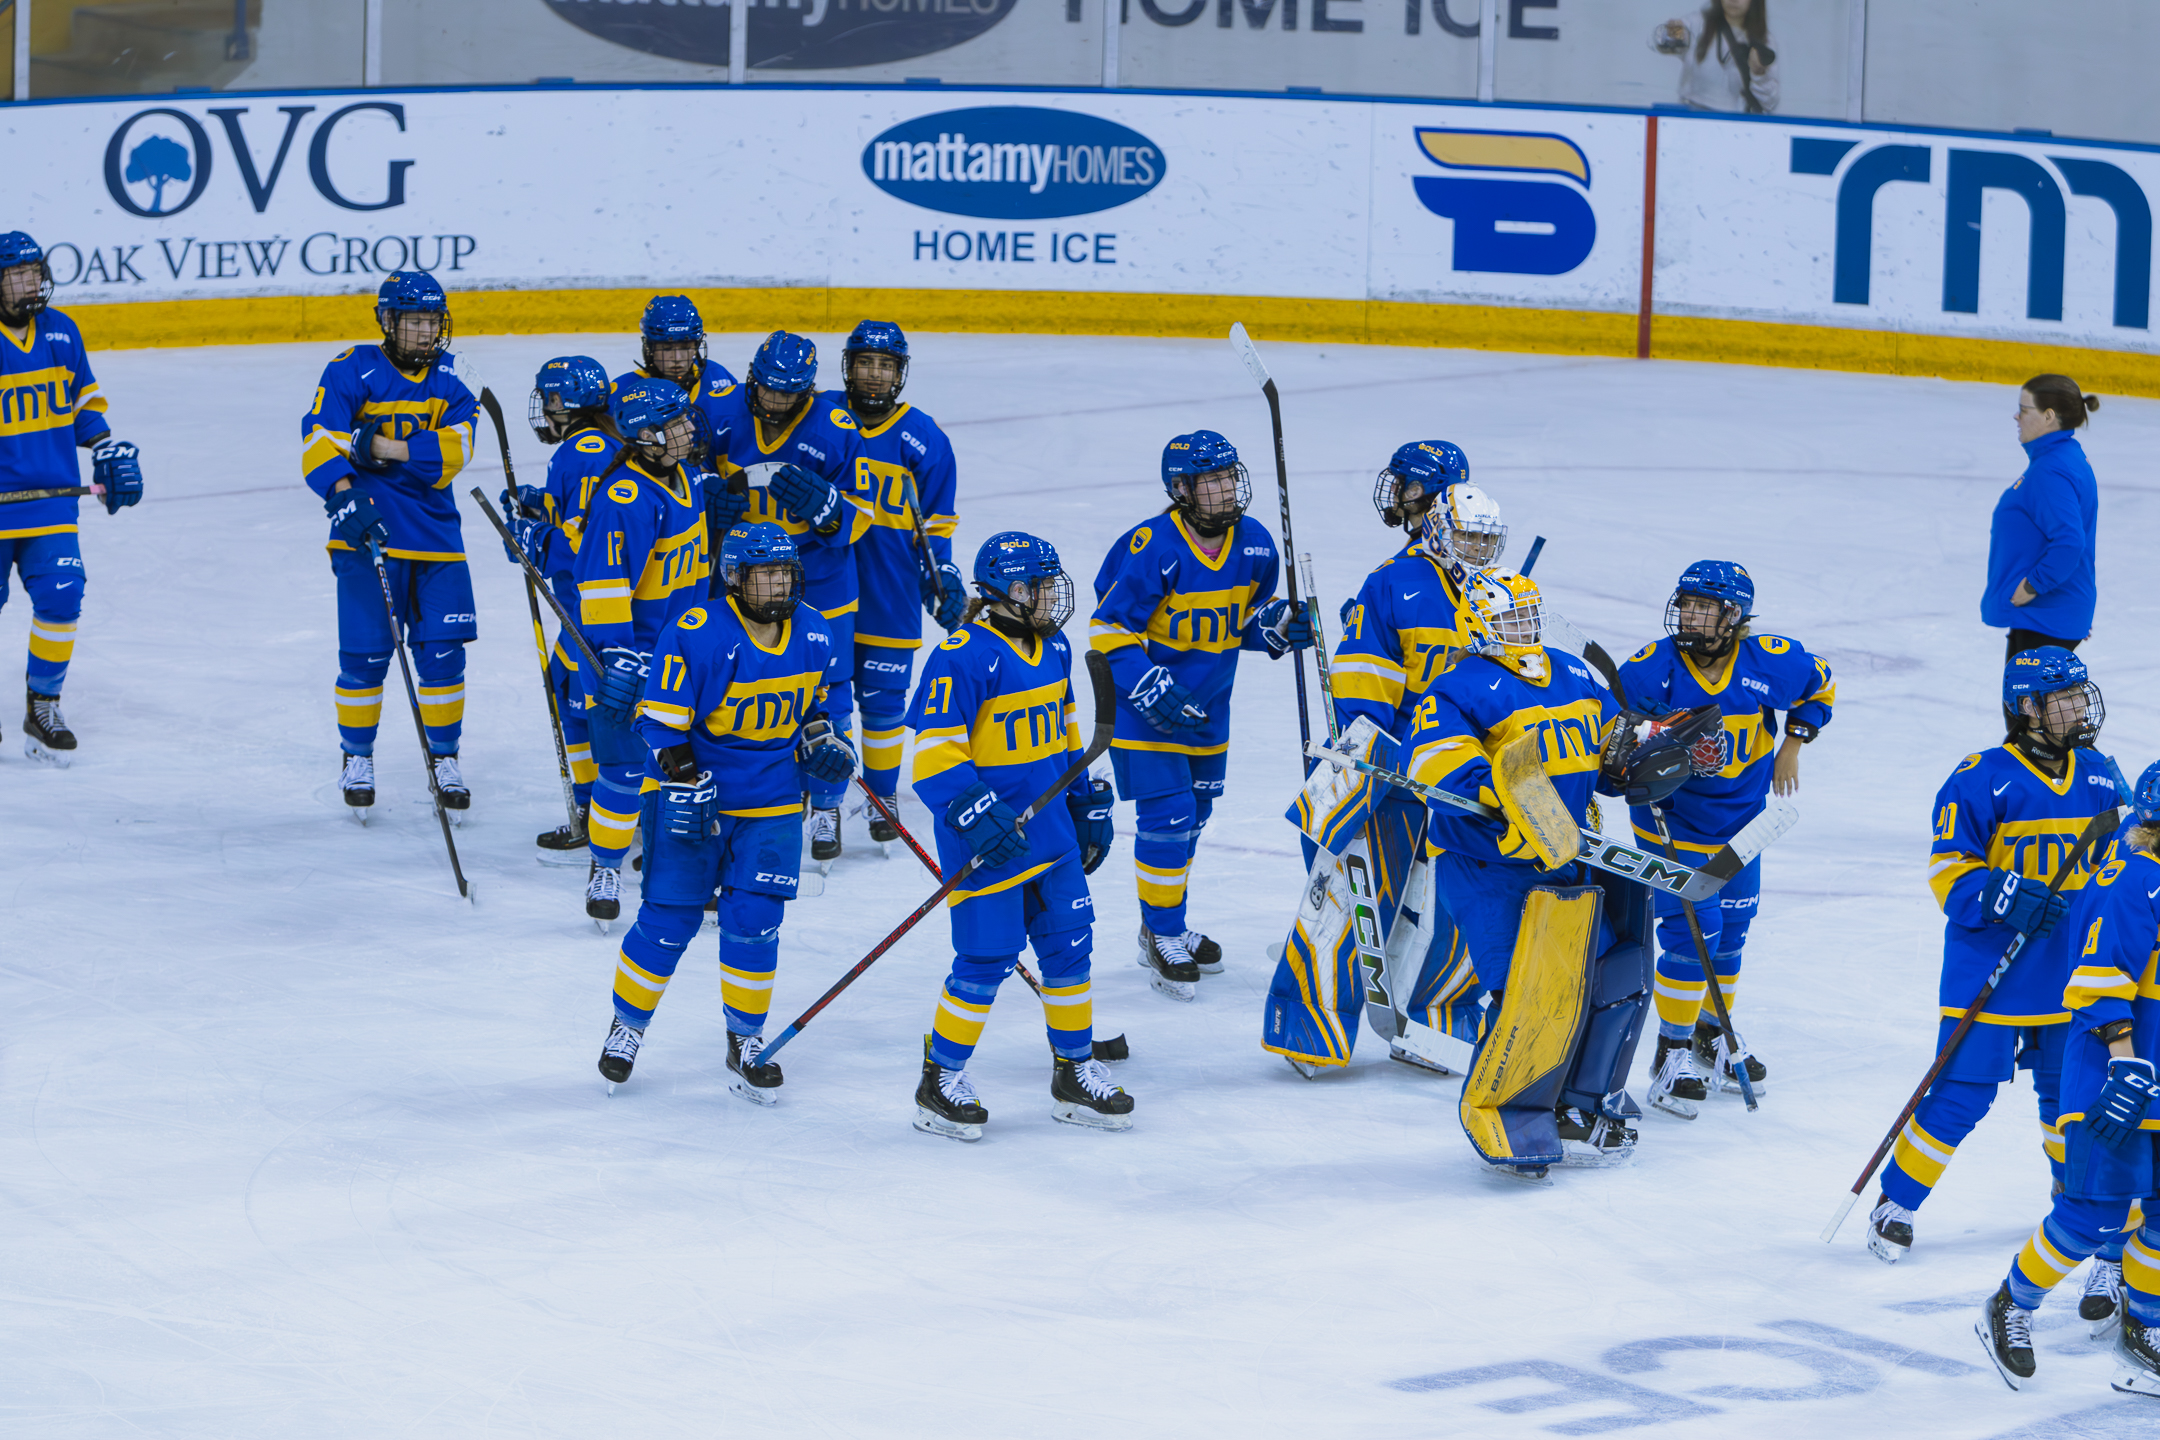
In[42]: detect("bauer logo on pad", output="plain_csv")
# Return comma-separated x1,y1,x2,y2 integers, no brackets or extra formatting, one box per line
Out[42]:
864,108,1166,221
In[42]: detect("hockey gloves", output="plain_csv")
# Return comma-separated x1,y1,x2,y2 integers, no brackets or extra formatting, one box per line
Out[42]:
796,714,856,785
702,471,749,532
769,464,844,532
922,560,966,632
91,439,143,514
946,780,1028,868
1128,664,1208,734
1986,867,2068,939
2087,1057,2160,1150
1253,597,1315,657
504,511,555,569
596,647,651,722
1599,704,1722,807
1068,776,1115,874
659,768,720,841
348,417,395,473
325,485,391,553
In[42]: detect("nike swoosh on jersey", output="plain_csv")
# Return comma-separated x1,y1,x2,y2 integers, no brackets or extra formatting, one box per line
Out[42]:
1402,590,1420,599
2148,886,2160,900
1490,679,1502,690
1993,781,2012,795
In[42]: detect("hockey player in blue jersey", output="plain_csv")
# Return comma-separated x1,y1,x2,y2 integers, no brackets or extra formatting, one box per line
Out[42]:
300,270,478,821
596,522,853,1105
1090,430,1314,1000
709,331,871,866
0,230,144,765
567,378,714,927
827,321,965,847
1614,561,1836,1115
614,295,739,457
1336,439,1469,631
908,531,1128,1141
1871,647,2119,1264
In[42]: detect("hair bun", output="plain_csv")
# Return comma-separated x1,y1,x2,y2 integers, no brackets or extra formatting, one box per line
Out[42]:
2084,394,2101,412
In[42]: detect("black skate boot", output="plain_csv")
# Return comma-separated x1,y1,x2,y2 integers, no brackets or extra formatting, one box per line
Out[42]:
537,805,588,865
1051,1054,1135,1131
23,687,76,767
727,1032,784,1106
339,752,376,822
1867,1192,1915,1265
1975,1281,2037,1389
914,1049,988,1142
1182,930,1224,975
585,861,622,931
1696,1018,1768,1095
1647,1034,1708,1120
431,752,470,822
1137,926,1199,1002
1556,1105,1637,1167
867,794,901,845
598,1017,643,1091
809,806,842,868
2115,1310,2160,1398
2085,1257,2126,1338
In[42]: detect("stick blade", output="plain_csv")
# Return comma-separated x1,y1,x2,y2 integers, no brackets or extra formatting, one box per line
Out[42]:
1228,321,1272,388
1820,1190,1859,1243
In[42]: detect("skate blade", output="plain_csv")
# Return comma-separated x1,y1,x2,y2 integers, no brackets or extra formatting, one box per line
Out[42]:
728,1077,780,1107
1975,1317,2029,1391
1487,1162,1554,1187
347,807,372,827
1194,959,1224,975
1712,1073,1767,1097
913,1107,982,1142
2092,1312,2124,1343
1388,1045,1452,1076
1557,1139,1637,1169
605,1079,618,1095
878,841,893,858
1147,973,1196,1002
1283,1056,1322,1080
1052,1101,1133,1131
590,915,614,936
1649,1092,1700,1121
536,849,586,867
25,738,72,768
815,858,835,876
1867,1231,1910,1266
2110,1361,2160,1397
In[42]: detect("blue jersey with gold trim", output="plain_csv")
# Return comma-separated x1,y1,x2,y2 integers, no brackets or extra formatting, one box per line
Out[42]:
1332,544,1475,741
832,393,957,651
535,423,619,603
1617,633,1835,849
1406,647,1614,866
2056,844,2160,1132
301,343,478,562
1088,511,1281,756
613,359,740,457
1,307,110,539
635,597,840,818
572,458,711,666
909,621,1083,893
709,387,868,622
1927,744,2122,1024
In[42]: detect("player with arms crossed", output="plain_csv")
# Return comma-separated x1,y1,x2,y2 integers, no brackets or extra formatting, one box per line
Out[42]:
597,522,853,1104
1089,430,1313,1000
908,531,1124,1141
1614,561,1834,1116
301,271,478,819
1871,647,2118,1263
0,231,144,763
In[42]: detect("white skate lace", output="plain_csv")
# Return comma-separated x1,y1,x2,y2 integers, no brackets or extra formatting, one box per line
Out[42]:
812,808,840,841
1713,1032,1753,1072
432,753,466,793
1655,1041,1705,1092
588,864,621,902
937,1066,979,1106
1152,931,1196,967
2002,1299,2034,1348
604,1021,642,1062
735,1034,766,1068
1871,1197,1916,1227
1071,1058,1122,1100
340,754,374,789
30,694,67,733
2087,1259,2123,1302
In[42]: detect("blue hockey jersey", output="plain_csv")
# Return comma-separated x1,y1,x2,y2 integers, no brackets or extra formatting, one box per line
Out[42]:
573,458,711,680
301,343,478,561
613,358,739,460
1,307,110,539
709,387,869,624
831,391,958,651
1332,544,1477,741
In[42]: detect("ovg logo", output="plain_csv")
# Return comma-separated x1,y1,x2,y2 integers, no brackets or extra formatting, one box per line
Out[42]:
104,108,214,218
544,0,1016,69
864,107,1164,220
1412,128,1596,276
102,102,418,217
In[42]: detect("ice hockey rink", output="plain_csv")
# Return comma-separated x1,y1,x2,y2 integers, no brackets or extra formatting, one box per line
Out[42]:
5,331,2158,1438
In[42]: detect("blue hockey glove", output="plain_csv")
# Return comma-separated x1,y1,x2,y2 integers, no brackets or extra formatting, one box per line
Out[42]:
1253,597,1315,656
795,714,856,785
1068,776,1115,875
2087,1057,2160,1150
348,417,394,473
769,463,843,531
501,483,550,520
504,511,554,568
921,560,965,632
91,439,143,514
596,647,651,722
1986,868,2068,939
325,485,391,552
1128,664,1208,734
702,471,749,531
946,780,1028,868
1339,594,1357,630
658,767,720,841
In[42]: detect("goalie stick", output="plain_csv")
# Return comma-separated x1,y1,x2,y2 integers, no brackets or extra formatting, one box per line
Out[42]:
1228,322,1313,774
757,650,1118,1068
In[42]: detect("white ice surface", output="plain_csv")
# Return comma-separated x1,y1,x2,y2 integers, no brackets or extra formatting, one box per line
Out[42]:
5,333,2159,1439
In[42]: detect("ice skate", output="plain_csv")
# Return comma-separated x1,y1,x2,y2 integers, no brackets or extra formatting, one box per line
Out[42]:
1697,1019,1768,1095
1183,930,1223,975
339,752,375,823
598,1017,642,1091
809,806,841,871
1136,926,1198,1002
585,861,622,932
1051,1054,1134,1131
1647,1034,1707,1120
1867,1193,1915,1264
1555,1106,1637,1167
727,1032,783,1106
431,752,470,824
2084,1257,2124,1339
1283,1055,1322,1080
2114,1311,2160,1398
1091,1033,1130,1064
536,805,588,865
24,688,75,767
914,1052,986,1142
1976,1282,2037,1390
866,793,901,851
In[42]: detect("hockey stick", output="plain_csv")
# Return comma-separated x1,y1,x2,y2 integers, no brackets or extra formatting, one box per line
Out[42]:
758,650,1117,1067
470,490,604,674
1650,806,1759,1111
855,775,1130,1063
0,485,95,505
1820,802,2122,1243
895,468,959,632
1298,552,1341,744
364,540,473,901
1521,535,1546,575
477,389,583,840
1227,323,1313,776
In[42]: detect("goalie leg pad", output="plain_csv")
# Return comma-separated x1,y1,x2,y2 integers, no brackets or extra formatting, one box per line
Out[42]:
1262,844,1370,1067
1561,879,1655,1117
1458,885,1601,1169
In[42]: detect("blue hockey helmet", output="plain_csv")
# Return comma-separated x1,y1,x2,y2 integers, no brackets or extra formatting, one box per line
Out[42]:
1664,560,1754,659
374,269,450,368
0,230,53,321
747,331,819,422
2003,645,2104,752
1375,439,1467,530
1162,429,1251,535
842,320,910,417
2132,759,2160,828
640,295,706,384
719,521,804,623
529,355,612,442
610,377,700,469
973,530,1075,635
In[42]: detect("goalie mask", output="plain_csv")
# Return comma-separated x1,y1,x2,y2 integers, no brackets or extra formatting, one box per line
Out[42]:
2002,645,2104,761
1422,483,1506,586
1464,568,1546,680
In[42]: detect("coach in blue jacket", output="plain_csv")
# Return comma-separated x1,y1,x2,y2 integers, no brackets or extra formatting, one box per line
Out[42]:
1983,374,2100,660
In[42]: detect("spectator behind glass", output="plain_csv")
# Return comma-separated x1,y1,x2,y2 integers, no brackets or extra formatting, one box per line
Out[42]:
1985,375,2103,662
1653,0,1779,115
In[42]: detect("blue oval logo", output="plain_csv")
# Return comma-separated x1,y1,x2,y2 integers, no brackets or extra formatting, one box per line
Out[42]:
543,0,1015,70
862,107,1166,220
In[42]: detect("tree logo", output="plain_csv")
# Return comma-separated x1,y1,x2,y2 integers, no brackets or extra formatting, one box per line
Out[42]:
102,109,215,218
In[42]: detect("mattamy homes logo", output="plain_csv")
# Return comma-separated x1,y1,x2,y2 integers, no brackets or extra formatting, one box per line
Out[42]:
544,0,1017,70
863,107,1165,220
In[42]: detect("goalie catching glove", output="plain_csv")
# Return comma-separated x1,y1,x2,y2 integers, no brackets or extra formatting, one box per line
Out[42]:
1598,703,1724,807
